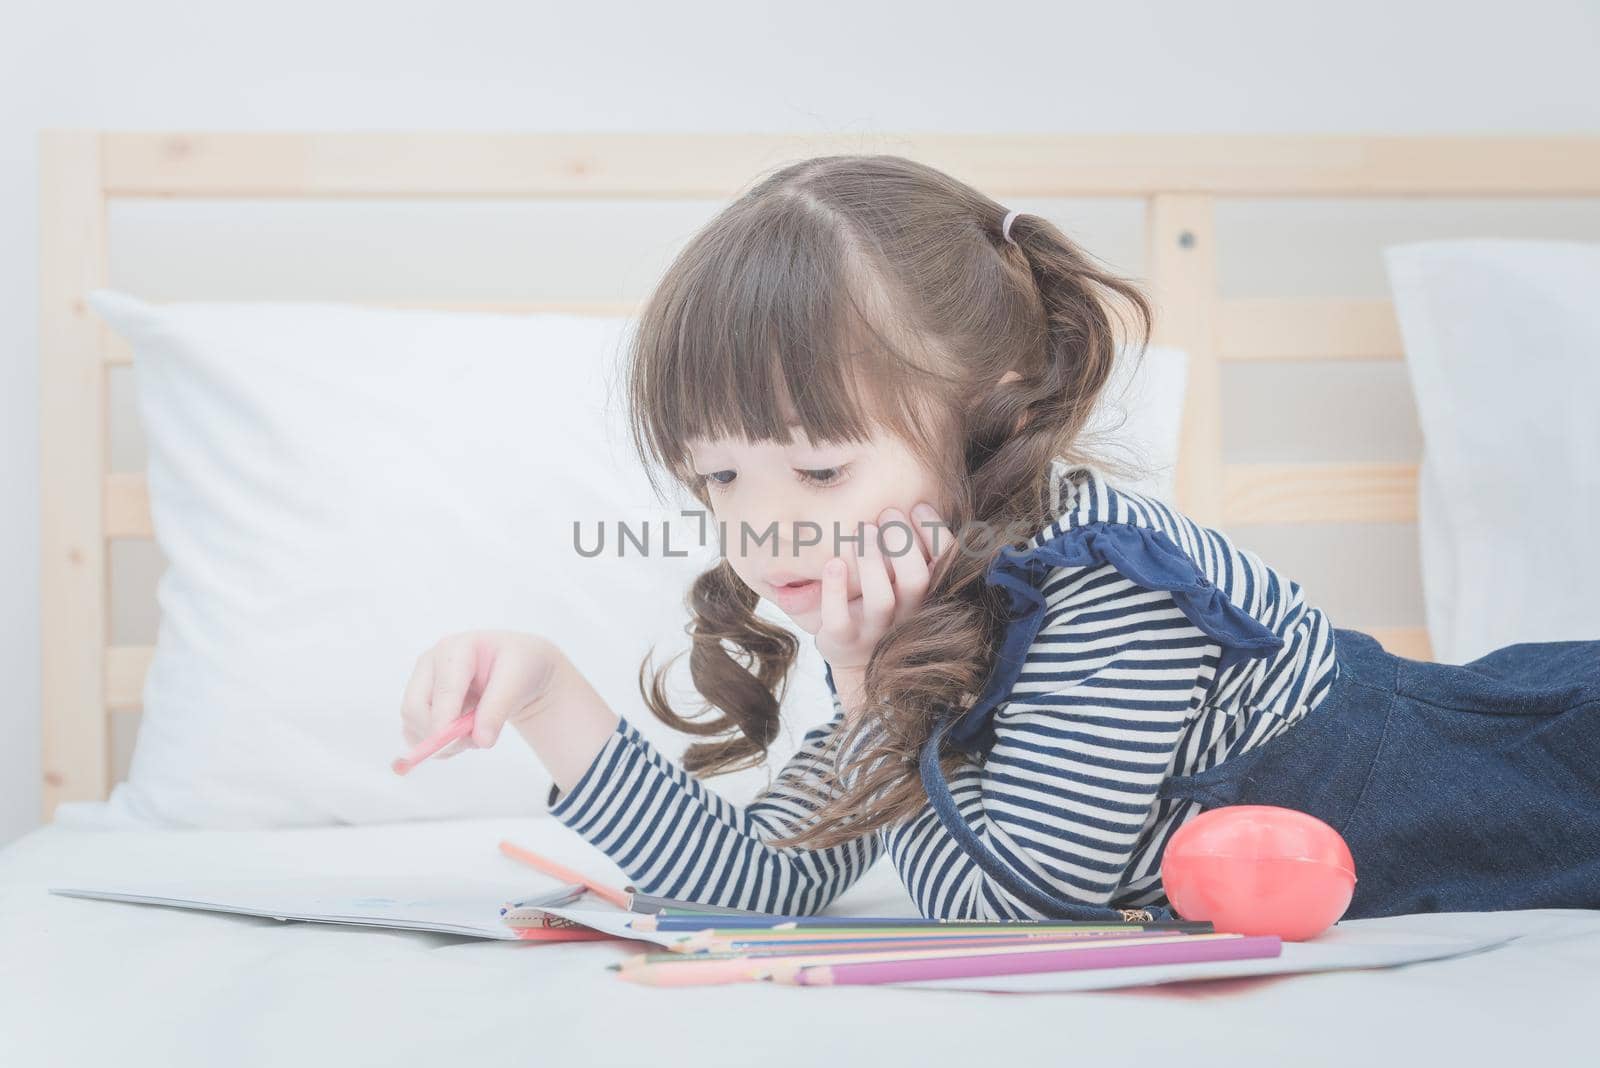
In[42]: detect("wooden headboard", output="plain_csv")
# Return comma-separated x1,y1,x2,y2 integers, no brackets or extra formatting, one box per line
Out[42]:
38,130,1600,820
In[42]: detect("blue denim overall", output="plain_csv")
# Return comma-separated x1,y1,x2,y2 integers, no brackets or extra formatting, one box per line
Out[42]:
919,518,1600,922
1156,626,1600,919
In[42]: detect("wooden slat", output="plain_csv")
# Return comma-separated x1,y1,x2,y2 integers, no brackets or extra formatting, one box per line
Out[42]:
106,645,155,712
39,131,111,816
102,299,640,366
1218,298,1403,361
1149,194,1222,526
101,133,1600,198
1223,462,1419,524
105,472,153,539
1364,626,1433,662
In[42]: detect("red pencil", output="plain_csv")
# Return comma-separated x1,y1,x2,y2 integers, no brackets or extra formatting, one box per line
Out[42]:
391,713,476,775
498,839,633,910
516,927,618,943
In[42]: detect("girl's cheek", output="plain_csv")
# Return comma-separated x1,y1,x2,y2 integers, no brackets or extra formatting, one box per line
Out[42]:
732,561,763,595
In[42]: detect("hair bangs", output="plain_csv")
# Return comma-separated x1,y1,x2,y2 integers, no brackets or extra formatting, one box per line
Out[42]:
627,195,947,502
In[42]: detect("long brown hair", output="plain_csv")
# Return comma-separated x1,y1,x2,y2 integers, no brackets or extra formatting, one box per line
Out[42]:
624,154,1154,848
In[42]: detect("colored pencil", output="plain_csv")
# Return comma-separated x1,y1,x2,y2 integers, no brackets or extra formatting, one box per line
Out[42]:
391,712,476,775
672,926,1174,953
622,891,767,916
495,841,774,916
614,932,1253,987
630,930,1176,961
515,927,620,943
777,934,1283,986
499,883,587,915
634,931,1224,970
497,840,632,910
630,913,1213,933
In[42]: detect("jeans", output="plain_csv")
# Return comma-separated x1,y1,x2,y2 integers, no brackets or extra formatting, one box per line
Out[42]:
1157,627,1600,917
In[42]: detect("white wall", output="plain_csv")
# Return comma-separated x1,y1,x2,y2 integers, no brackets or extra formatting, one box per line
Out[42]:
6,0,1600,846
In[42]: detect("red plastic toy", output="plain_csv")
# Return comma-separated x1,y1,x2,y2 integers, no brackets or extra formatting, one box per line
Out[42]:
1160,804,1357,941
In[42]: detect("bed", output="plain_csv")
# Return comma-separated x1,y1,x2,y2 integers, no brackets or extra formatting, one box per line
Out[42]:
7,817,1600,1065
15,131,1600,1065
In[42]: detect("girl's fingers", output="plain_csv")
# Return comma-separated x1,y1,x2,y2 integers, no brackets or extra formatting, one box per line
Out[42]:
911,503,953,568
468,656,524,749
856,523,895,633
880,511,931,624
428,637,478,729
819,556,852,640
400,651,435,746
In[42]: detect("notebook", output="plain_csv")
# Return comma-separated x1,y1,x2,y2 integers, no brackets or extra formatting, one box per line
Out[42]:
49,876,591,941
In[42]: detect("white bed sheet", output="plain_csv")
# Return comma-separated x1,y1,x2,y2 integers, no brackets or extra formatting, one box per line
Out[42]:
3,813,1598,1068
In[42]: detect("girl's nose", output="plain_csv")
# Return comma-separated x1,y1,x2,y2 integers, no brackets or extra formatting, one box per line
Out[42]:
724,503,793,562
756,503,824,562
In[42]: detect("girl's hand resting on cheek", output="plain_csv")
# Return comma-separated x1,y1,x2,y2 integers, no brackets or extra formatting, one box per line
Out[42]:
816,503,952,673
400,630,564,758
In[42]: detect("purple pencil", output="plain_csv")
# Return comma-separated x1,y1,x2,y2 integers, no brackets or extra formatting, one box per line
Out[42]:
780,933,1282,986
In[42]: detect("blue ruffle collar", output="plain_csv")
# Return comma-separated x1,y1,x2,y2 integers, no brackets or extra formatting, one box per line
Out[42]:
945,517,1286,756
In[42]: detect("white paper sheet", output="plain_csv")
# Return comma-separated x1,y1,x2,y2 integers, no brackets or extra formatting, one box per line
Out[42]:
49,876,584,940
44,877,1525,990
535,909,1521,986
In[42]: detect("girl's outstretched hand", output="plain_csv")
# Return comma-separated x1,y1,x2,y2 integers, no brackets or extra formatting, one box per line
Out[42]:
816,502,952,672
399,629,565,757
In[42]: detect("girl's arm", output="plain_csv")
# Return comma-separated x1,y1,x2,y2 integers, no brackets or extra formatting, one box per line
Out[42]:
829,570,1217,920
518,652,885,916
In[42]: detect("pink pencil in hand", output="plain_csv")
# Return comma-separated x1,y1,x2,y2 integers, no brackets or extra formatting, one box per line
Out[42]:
392,712,477,775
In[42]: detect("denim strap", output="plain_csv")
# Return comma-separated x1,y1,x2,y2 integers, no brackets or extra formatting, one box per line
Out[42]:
918,713,1177,922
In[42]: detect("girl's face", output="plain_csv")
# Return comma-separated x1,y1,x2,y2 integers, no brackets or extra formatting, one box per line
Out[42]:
685,421,946,635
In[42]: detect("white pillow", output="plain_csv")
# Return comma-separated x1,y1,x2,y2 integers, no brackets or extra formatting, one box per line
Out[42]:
1083,345,1190,503
79,290,834,828
1384,240,1600,664
74,291,1189,830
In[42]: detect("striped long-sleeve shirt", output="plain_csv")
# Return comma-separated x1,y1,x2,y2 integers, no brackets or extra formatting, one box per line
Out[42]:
545,458,1341,919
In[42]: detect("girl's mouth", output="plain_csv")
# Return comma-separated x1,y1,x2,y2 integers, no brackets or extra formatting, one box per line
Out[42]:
768,578,822,611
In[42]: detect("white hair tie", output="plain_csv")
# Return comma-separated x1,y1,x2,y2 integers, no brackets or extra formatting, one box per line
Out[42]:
1001,209,1021,246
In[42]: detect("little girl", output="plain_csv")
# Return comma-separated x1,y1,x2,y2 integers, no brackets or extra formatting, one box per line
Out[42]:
399,155,1600,922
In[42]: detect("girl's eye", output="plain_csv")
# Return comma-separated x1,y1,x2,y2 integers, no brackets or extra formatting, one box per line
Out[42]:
701,470,736,491
698,466,849,492
798,466,848,487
